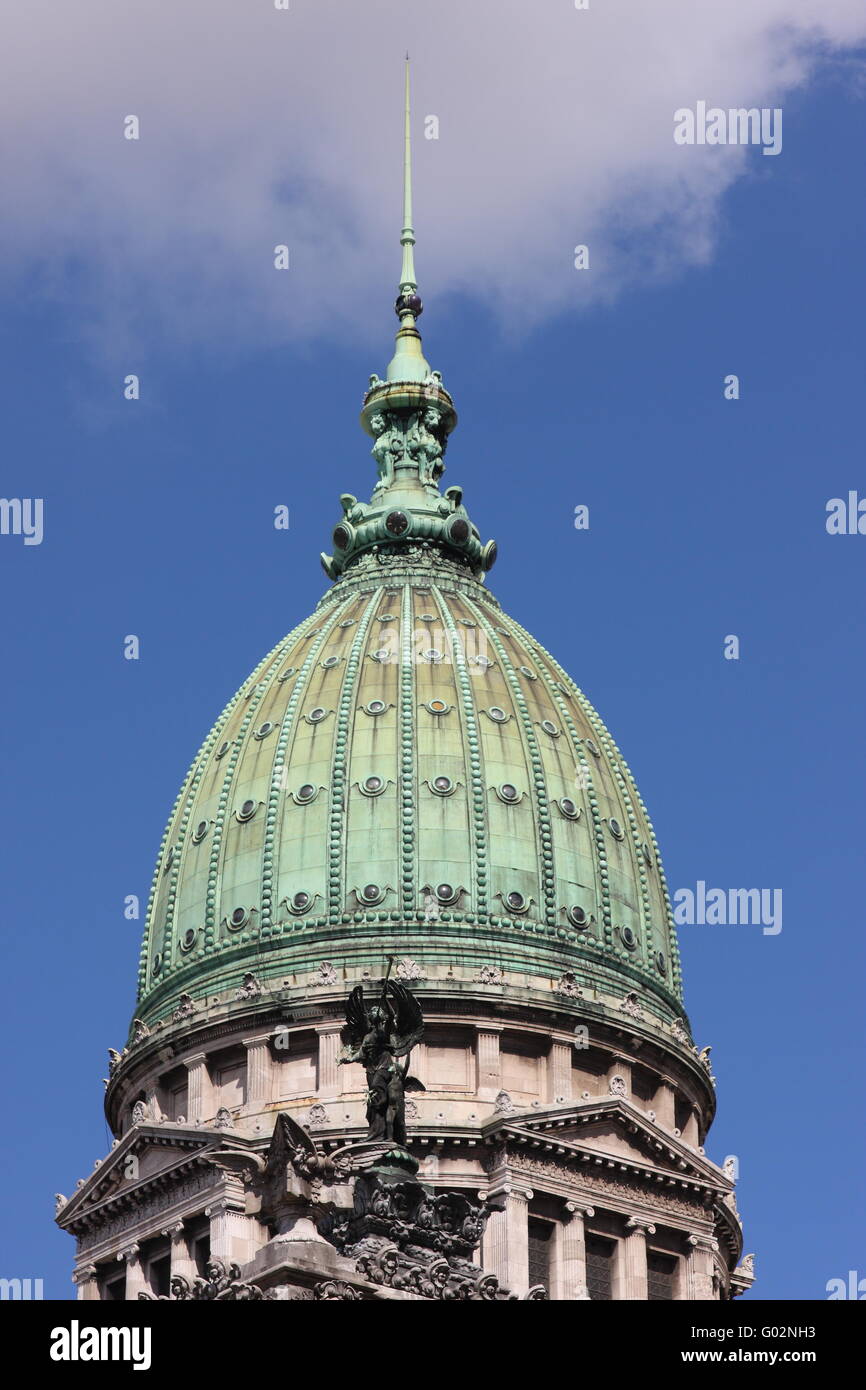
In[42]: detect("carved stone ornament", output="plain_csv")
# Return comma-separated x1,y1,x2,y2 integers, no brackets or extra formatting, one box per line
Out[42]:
493,1090,516,1116
307,1103,327,1128
555,970,583,998
131,1100,148,1125
475,964,504,985
214,1107,233,1130
172,994,196,1022
313,1280,363,1301
139,1259,276,1302
313,961,338,987
608,1074,627,1098
234,972,263,1001
130,1019,150,1044
395,958,425,981
619,991,643,1020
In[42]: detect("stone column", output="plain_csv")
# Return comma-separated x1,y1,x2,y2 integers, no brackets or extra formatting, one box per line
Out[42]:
483,1185,532,1296
548,1040,573,1104
184,1052,214,1124
162,1221,196,1284
476,1025,503,1099
316,1022,344,1099
685,1233,719,1300
621,1217,655,1300
118,1243,147,1300
653,1078,677,1131
205,1199,253,1267
72,1263,98,1302
556,1203,594,1299
242,1032,274,1109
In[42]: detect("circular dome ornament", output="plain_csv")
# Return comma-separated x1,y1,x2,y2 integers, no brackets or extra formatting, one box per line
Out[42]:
332,523,353,552
584,738,601,757
228,907,250,931
504,890,529,915
495,782,521,805
567,904,589,928
448,518,470,545
557,797,581,821
360,775,386,797
424,699,450,716
254,722,275,740
287,890,313,916
656,951,668,975
277,668,296,683
363,699,388,716
620,925,638,951
486,706,508,723
180,927,199,953
192,819,209,844
608,817,625,840
236,799,258,823
215,741,231,760
540,719,560,738
385,510,409,536
359,883,386,906
429,775,456,797
434,882,459,906
307,707,329,724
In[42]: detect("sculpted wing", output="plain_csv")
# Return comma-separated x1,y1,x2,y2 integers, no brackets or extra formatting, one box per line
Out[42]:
387,979,424,1057
340,984,368,1053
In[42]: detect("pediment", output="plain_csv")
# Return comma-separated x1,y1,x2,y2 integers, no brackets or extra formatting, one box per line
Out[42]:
487,1099,730,1191
56,1125,217,1227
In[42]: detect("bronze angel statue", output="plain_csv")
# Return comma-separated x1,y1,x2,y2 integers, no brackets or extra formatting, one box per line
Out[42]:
339,968,425,1146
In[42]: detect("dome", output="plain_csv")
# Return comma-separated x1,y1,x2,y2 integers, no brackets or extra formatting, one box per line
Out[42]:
136,548,684,1034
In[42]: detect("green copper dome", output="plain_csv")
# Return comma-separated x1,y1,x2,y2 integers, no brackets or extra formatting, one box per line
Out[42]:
135,551,684,1031
132,64,686,1048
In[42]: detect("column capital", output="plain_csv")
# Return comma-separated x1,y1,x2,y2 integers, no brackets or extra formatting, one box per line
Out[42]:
241,1032,274,1048
687,1232,719,1253
72,1264,97,1284
184,1051,209,1067
315,1020,345,1036
117,1243,140,1263
625,1216,656,1236
476,1022,504,1035
565,1202,595,1220
486,1182,533,1204
161,1222,186,1239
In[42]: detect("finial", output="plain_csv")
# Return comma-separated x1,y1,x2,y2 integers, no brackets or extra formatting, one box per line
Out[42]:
387,56,429,384
399,55,417,294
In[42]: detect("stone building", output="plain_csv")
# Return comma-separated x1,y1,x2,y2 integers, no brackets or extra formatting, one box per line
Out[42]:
56,67,753,1303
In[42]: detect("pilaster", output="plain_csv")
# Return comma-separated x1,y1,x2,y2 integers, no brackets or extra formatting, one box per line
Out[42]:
476,1025,503,1099
316,1022,343,1099
184,1052,214,1124
685,1233,719,1300
242,1033,274,1108
72,1263,98,1302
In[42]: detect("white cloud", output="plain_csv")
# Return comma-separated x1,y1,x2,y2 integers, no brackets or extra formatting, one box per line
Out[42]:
1,0,863,363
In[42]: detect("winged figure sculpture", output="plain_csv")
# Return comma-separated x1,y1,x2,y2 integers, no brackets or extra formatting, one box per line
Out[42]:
339,975,425,1146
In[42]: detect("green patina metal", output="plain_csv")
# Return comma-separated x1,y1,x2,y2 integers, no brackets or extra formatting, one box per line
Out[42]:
132,64,685,1040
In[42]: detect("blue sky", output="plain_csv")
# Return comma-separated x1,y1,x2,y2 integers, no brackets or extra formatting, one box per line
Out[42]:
1,12,864,1300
